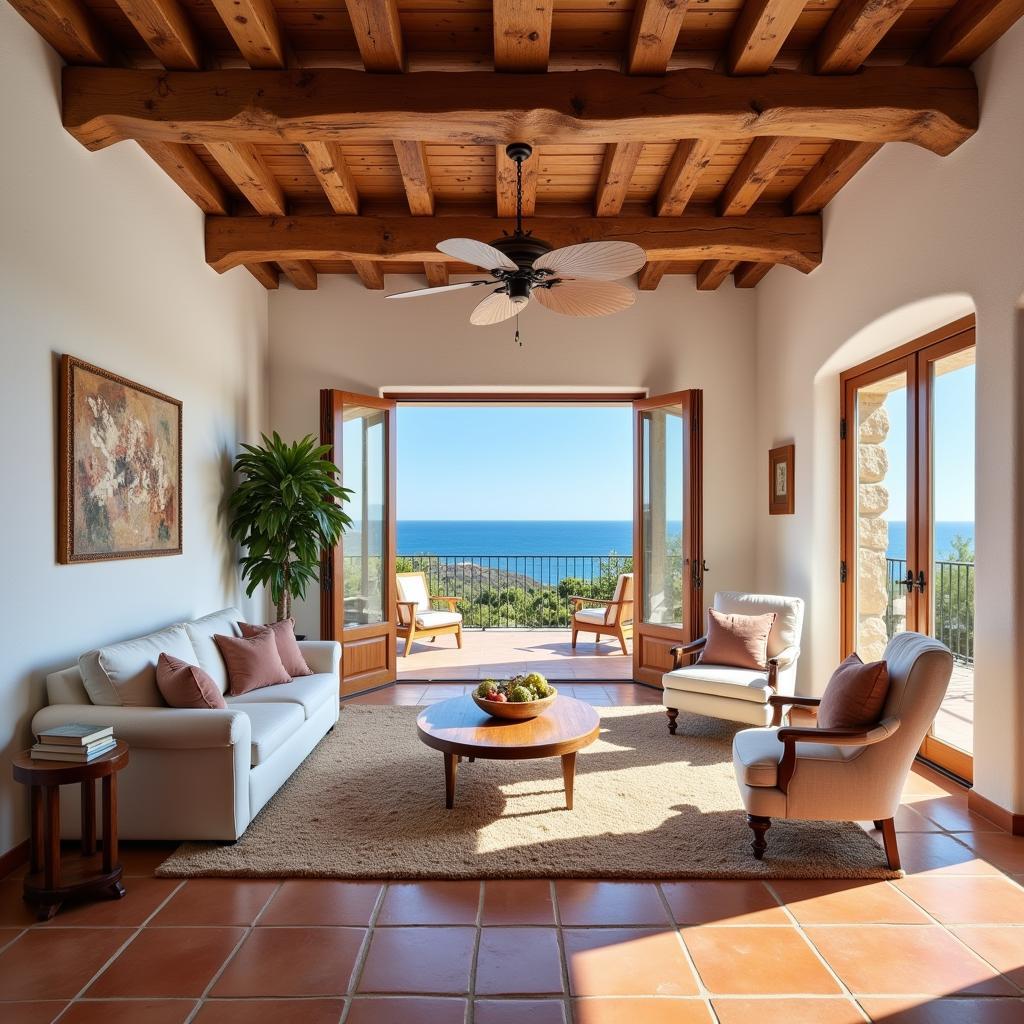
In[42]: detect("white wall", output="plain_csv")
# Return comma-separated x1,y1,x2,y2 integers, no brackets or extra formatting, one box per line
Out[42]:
754,21,1024,813
269,275,760,640
0,6,269,855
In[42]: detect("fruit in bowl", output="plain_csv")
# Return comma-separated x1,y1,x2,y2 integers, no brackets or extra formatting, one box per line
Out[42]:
473,674,557,719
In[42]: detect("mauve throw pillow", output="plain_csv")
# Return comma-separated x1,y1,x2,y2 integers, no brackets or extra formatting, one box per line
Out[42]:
238,619,312,678
156,653,227,710
699,608,777,670
214,629,291,696
818,653,890,729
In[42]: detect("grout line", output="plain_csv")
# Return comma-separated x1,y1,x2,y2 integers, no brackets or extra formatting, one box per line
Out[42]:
466,881,484,1024
653,880,716,1021
550,879,574,1024
341,879,388,1017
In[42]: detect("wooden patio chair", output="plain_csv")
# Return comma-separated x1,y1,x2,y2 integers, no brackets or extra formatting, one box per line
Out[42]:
396,571,463,657
570,573,634,655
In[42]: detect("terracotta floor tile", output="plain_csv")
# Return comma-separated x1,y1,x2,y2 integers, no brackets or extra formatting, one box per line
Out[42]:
908,795,1005,833
661,881,787,925
894,831,998,876
683,925,839,995
475,999,568,1024
556,881,670,926
958,833,1024,874
86,927,242,998
259,880,382,926
0,928,132,1000
192,998,346,1023
0,926,25,950
952,926,1024,988
896,875,1024,924
358,926,475,994
481,880,555,925
572,998,711,1023
119,843,178,877
476,927,563,995
36,878,180,927
212,926,364,997
151,879,278,926
377,881,480,925
345,997,468,1024
58,1000,197,1023
1,1004,67,1024
711,998,866,1023
771,880,930,925
858,996,1024,1023
0,881,44,927
563,928,698,997
805,924,1017,996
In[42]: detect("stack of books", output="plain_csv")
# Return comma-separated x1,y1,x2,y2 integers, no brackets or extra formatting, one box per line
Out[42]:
32,724,116,762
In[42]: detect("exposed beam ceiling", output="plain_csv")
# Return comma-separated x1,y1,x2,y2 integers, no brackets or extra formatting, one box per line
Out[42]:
657,139,719,217
351,259,385,290
595,142,644,217
637,262,669,291
790,139,881,214
626,0,690,75
493,0,553,73
696,260,739,291
816,0,916,74
209,0,285,69
719,136,801,217
111,0,201,70
6,0,112,65
138,141,227,214
301,141,360,215
728,0,805,75
425,263,450,288
278,259,317,289
734,261,775,288
393,140,435,216
496,144,537,218
344,0,404,72
206,142,286,215
927,0,1024,65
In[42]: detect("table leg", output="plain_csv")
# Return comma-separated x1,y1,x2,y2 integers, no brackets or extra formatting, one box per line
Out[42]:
561,752,577,811
43,786,61,890
444,752,458,809
81,779,97,857
29,786,43,873
102,774,118,874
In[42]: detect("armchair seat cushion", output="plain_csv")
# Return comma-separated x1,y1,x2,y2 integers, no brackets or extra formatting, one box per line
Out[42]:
574,608,611,625
663,665,772,704
227,672,337,720
733,727,863,788
415,610,462,629
240,703,305,767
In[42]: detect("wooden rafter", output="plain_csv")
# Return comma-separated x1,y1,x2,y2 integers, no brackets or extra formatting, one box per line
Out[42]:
351,259,385,289
393,140,435,216
246,263,280,289
728,0,805,75
496,144,538,218
62,67,979,158
719,136,800,216
657,139,718,217
278,259,317,290
696,260,739,291
205,213,823,274
138,141,227,214
493,1,553,73
425,263,450,287
301,142,359,215
734,262,775,288
926,0,1024,65
344,0,404,72
6,0,112,64
206,142,286,215
790,139,881,214
111,0,201,70
816,0,916,74
209,0,285,69
626,0,690,75
595,142,644,217
637,262,669,291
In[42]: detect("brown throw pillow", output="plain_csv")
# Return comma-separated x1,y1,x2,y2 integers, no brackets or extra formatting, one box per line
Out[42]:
214,629,291,696
699,608,777,670
238,619,312,678
156,653,227,710
818,653,890,729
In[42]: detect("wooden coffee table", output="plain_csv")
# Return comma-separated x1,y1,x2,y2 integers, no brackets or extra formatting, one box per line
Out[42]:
416,695,601,809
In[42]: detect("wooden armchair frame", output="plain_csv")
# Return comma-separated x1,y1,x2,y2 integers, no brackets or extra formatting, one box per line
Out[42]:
396,571,463,657
570,575,634,655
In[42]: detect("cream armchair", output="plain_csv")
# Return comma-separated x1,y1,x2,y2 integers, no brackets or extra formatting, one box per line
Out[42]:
663,592,804,731
732,632,954,869
396,571,463,656
571,573,634,655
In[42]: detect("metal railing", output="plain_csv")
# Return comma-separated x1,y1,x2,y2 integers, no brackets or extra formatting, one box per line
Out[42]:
885,557,974,664
394,554,633,629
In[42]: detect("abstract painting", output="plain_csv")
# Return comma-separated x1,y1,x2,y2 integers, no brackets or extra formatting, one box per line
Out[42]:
58,355,182,562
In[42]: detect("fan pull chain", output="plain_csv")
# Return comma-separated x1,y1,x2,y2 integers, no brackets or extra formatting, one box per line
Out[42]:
514,312,522,347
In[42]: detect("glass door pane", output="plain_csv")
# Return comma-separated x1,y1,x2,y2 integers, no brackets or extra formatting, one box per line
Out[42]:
641,407,684,626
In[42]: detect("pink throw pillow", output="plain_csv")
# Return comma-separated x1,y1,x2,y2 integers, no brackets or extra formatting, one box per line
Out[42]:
699,608,777,670
156,653,227,710
818,653,890,729
238,619,312,678
214,629,291,696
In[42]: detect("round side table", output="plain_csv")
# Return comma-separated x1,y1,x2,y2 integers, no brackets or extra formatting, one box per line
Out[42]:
12,741,129,920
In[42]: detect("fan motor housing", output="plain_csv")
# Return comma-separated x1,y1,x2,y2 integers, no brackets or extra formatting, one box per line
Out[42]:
490,234,552,272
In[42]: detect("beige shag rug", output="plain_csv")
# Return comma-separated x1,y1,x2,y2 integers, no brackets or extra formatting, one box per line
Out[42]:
157,704,897,880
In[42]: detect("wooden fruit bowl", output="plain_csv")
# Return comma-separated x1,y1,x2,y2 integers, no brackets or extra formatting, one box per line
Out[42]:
472,689,558,720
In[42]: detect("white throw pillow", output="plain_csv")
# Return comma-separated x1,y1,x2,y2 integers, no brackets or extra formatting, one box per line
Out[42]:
184,607,245,695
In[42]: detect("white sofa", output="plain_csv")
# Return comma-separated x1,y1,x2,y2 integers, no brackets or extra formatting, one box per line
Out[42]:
32,607,340,841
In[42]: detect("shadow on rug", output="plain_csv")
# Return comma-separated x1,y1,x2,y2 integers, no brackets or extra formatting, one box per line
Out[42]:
156,704,898,880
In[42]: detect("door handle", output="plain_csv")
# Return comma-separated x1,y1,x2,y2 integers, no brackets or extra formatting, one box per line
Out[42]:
916,570,927,593
702,560,710,574
899,570,915,590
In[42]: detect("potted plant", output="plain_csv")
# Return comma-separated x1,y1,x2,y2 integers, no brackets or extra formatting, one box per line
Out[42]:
229,432,352,621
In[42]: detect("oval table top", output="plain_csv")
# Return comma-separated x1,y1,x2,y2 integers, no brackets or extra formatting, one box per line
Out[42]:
416,695,601,761
12,740,130,785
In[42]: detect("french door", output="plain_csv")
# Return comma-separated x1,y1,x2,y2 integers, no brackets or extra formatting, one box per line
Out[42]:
632,390,705,687
320,390,397,696
840,316,976,779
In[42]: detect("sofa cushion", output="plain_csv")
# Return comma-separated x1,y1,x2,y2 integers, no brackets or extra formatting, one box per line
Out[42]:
79,624,196,707
818,653,890,729
237,703,305,767
663,665,772,704
184,608,244,695
240,619,312,678
156,653,227,710
215,629,291,696
414,610,462,629
227,672,337,720
733,727,864,788
700,608,776,670
575,608,610,625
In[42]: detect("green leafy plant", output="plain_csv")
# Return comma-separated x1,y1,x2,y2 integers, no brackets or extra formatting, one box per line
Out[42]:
229,433,352,621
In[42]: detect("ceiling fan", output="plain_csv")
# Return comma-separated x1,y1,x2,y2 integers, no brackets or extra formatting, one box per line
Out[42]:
385,143,647,330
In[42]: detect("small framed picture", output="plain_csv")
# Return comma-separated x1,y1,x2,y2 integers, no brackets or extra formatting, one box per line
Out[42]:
768,444,795,515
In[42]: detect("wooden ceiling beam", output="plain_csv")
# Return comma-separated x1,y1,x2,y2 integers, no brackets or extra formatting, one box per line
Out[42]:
301,141,359,214
816,0,916,73
734,261,775,288
393,141,435,216
278,259,317,289
246,263,280,289
63,66,979,158
493,1,553,72
206,141,286,215
351,259,385,289
790,139,881,213
344,0,404,72
637,262,669,291
7,0,112,65
626,0,690,75
696,260,739,290
209,0,285,69
138,141,227,214
595,142,644,217
112,0,201,70
719,136,800,216
496,144,538,218
728,0,805,74
657,139,718,217
425,263,450,288
926,0,1024,65
205,213,823,275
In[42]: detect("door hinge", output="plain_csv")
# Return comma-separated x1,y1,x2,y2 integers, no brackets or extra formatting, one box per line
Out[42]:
840,418,847,441
840,560,848,584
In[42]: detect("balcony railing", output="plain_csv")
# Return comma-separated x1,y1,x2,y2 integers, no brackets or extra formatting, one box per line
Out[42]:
885,557,975,664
